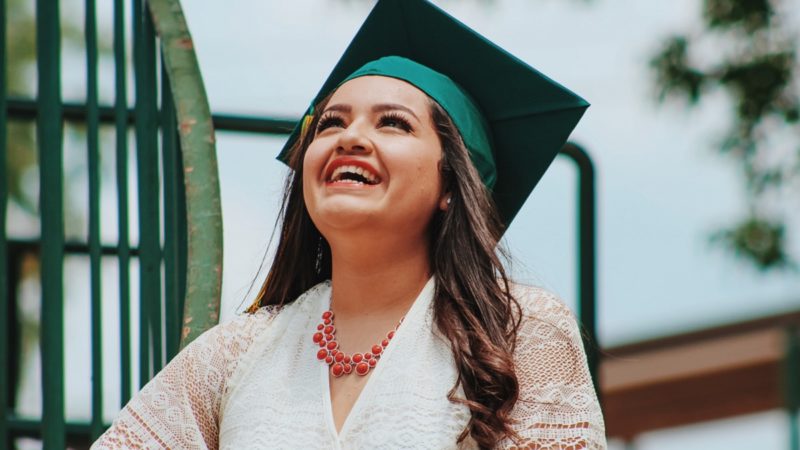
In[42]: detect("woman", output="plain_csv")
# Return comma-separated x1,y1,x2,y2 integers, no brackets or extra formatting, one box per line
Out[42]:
94,1,605,448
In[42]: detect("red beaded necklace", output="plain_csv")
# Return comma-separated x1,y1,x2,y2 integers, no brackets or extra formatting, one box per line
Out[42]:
313,310,401,378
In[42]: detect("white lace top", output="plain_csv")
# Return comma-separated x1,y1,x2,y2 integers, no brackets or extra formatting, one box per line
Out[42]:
93,279,606,449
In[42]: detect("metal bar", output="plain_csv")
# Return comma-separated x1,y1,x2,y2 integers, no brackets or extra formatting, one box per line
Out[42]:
145,5,163,374
7,98,134,124
147,0,223,348
7,416,110,445
210,113,295,134
85,0,104,440
559,143,599,398
160,60,181,361
7,97,299,135
792,408,799,450
176,138,187,342
0,0,9,445
786,327,800,450
36,0,66,447
7,239,141,257
114,0,132,405
134,0,162,384
132,0,148,390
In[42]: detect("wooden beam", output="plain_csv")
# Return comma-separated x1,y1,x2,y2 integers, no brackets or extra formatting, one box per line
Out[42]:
601,320,794,438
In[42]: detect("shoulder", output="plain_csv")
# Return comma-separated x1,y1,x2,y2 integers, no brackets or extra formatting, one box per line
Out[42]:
502,283,607,448
221,305,282,336
509,282,572,316
183,305,282,362
506,282,589,373
508,282,582,343
194,281,329,355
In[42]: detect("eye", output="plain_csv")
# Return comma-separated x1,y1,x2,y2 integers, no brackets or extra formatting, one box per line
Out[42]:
316,113,346,133
378,113,413,132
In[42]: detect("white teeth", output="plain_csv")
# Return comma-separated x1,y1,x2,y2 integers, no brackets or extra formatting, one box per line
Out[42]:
329,164,380,184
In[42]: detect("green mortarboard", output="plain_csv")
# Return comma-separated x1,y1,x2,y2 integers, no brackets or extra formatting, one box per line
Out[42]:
277,0,589,226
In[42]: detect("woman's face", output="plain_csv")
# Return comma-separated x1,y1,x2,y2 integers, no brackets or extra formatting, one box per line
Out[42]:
303,76,445,240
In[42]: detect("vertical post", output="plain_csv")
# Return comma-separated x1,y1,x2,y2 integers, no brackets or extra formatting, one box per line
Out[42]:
786,327,800,450
560,143,600,398
36,0,66,447
0,0,9,445
145,8,163,375
114,0,132,405
85,0,104,440
134,0,162,384
161,61,183,361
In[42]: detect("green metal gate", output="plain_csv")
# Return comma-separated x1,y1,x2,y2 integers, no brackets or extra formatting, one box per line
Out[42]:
1,0,222,447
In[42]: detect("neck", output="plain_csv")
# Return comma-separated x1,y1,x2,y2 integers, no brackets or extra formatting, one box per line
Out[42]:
327,232,431,318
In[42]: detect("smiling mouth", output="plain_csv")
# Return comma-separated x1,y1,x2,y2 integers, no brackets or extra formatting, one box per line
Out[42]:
327,164,382,186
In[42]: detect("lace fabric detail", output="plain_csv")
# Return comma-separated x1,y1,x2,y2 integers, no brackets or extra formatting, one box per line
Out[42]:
92,282,605,449
92,306,279,449
501,285,606,449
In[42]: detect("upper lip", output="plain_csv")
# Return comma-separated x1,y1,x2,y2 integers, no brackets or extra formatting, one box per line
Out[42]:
324,157,382,183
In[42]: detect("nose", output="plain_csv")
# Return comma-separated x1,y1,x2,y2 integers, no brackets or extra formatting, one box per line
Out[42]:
335,120,372,155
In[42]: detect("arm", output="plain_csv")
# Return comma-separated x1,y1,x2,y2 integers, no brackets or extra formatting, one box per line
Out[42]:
92,309,274,449
501,286,606,450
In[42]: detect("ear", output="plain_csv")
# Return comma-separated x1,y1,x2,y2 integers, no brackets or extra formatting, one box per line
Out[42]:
439,193,451,211
437,160,451,211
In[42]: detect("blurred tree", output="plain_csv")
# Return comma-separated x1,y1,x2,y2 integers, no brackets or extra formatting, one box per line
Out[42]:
650,0,799,270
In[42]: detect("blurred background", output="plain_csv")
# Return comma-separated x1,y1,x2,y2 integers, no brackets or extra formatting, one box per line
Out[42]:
2,0,800,448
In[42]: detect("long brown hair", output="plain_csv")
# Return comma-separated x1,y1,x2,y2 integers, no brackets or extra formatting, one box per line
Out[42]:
248,93,522,448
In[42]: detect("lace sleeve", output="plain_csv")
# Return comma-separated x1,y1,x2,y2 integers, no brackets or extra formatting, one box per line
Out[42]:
500,286,606,450
92,307,277,450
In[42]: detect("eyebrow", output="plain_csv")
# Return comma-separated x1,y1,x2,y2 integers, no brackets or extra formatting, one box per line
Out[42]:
323,103,421,122
372,103,420,122
324,103,351,114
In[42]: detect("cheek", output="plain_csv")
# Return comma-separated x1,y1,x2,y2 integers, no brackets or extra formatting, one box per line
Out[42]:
301,143,328,208
390,149,442,196
416,147,444,191
302,143,326,181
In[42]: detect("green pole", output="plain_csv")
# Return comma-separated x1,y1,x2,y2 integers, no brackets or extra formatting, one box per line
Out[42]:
85,0,104,439
36,0,66,447
560,143,600,398
160,59,183,361
786,327,800,450
147,0,223,348
0,0,9,445
144,2,164,374
114,0,132,405
133,0,162,385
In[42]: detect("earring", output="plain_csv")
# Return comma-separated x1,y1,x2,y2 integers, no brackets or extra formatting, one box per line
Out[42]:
446,197,451,205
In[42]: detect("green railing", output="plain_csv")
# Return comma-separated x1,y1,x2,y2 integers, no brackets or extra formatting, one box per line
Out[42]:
1,0,221,447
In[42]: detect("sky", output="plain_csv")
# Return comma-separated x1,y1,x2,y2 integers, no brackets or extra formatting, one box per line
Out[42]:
7,0,800,448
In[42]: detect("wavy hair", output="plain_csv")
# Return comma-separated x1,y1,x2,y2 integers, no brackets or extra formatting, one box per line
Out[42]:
247,93,522,448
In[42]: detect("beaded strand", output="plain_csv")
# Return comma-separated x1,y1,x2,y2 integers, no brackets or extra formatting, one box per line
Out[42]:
313,311,401,377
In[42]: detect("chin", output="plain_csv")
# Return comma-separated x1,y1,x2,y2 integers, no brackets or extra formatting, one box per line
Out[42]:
311,200,380,231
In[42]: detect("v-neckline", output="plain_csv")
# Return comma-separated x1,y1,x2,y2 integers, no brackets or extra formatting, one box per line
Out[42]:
319,277,436,442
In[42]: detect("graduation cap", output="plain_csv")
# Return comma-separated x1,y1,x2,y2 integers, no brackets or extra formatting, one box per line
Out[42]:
277,0,589,227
